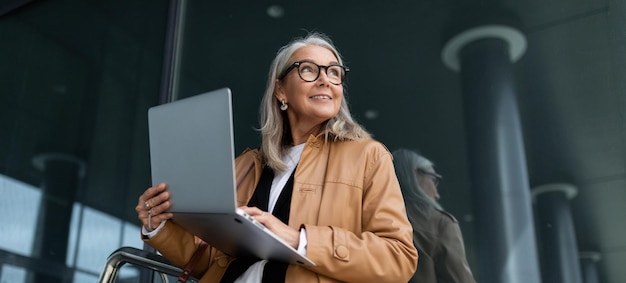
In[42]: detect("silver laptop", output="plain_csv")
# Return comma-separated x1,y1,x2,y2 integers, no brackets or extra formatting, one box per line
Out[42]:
148,88,315,266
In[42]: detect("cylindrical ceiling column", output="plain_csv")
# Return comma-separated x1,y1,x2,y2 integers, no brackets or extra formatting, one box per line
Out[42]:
532,183,583,283
32,153,85,283
442,11,541,283
579,251,602,283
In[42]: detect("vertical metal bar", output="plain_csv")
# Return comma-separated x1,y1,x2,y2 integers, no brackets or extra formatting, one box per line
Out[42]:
141,0,187,282
158,0,187,104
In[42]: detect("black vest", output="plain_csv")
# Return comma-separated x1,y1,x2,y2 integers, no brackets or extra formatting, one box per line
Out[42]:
220,166,295,283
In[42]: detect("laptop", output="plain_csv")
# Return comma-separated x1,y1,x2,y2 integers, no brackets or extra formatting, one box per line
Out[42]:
148,88,315,266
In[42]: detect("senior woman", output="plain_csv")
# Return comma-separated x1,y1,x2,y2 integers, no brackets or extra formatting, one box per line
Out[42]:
135,32,417,283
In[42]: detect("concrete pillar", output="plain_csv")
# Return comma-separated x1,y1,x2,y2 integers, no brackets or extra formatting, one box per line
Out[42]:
32,153,85,283
532,183,583,283
579,251,602,283
442,14,541,283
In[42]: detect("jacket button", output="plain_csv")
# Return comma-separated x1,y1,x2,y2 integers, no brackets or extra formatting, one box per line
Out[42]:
217,257,229,267
335,246,348,258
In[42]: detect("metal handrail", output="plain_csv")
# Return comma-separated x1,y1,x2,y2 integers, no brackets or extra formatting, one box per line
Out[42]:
98,246,197,283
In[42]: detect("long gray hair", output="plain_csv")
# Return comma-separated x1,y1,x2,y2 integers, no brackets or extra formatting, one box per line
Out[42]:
259,32,370,172
392,149,442,222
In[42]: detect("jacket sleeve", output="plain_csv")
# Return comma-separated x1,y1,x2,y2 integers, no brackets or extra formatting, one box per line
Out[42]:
142,221,214,279
303,143,418,283
435,220,476,283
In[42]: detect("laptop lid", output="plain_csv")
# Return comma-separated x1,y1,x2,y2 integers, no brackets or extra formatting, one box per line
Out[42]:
148,88,236,214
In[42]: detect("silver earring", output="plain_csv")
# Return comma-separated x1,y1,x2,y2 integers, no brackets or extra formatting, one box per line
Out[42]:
280,100,288,111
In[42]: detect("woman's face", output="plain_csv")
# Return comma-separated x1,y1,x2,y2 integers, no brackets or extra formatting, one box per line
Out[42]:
417,166,441,201
275,45,343,130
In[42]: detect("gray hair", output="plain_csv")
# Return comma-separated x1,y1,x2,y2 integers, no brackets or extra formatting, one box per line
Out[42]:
259,32,370,171
392,148,442,222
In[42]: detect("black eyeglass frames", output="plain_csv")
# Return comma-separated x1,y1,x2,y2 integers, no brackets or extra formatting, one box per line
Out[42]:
278,60,349,85
417,168,443,187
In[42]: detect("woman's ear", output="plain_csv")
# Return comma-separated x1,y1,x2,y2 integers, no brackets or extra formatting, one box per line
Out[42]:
274,79,286,101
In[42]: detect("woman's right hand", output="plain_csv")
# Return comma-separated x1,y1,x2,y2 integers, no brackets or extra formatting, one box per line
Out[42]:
136,183,174,231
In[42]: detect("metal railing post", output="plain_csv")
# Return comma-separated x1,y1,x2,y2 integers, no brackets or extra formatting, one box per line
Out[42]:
98,247,196,283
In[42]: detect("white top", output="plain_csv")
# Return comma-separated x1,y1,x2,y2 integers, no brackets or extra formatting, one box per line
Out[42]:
268,143,305,213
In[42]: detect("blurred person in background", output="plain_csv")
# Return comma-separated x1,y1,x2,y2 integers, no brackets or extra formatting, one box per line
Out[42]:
392,148,475,283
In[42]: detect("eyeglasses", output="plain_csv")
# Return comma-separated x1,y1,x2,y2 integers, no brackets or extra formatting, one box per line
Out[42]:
278,60,349,85
417,169,443,187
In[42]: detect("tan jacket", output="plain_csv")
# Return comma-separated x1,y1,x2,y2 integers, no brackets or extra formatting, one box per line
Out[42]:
409,209,476,283
144,135,418,283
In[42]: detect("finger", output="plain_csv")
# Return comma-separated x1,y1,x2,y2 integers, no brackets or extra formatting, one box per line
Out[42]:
156,212,174,223
136,184,169,212
151,198,172,217
142,183,168,202
149,183,168,198
238,206,265,217
150,212,174,228
151,190,171,209
252,209,269,220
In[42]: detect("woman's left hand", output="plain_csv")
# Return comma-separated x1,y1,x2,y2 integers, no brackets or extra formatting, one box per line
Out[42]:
238,206,300,249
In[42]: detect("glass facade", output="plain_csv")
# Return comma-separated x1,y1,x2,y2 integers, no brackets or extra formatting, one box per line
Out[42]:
1,0,169,282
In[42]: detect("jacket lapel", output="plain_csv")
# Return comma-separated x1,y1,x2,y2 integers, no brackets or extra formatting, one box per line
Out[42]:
289,135,329,228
